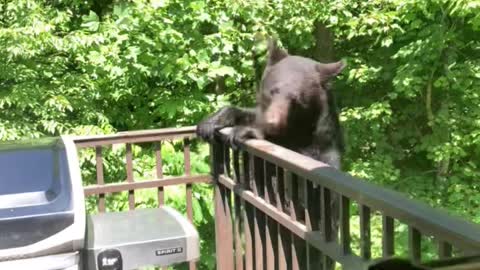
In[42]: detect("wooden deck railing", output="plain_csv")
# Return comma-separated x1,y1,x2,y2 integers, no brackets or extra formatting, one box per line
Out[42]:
73,126,211,270
211,127,480,270
73,126,480,270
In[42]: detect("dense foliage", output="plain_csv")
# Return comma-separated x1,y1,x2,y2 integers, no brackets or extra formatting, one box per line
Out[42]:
1,0,479,268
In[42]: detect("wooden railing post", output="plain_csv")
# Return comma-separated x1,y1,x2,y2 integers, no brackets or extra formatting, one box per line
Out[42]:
243,152,255,270
155,142,164,206
233,150,244,270
382,215,394,257
95,146,106,212
212,142,234,270
126,143,135,210
183,138,196,270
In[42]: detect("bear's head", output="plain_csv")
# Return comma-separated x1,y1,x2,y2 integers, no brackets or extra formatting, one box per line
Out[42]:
257,39,345,136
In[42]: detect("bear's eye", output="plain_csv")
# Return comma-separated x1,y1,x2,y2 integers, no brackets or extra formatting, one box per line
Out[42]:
269,88,280,96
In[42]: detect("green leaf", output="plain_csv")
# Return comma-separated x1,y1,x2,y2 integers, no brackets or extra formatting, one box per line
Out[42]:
381,37,393,47
207,66,236,78
190,1,206,11
151,0,169,9
81,11,100,32
113,3,129,18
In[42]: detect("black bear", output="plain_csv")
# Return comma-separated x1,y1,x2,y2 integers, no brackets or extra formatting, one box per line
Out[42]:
196,39,346,170
197,40,345,269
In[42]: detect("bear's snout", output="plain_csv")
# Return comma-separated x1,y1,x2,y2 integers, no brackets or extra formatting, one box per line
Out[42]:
263,105,288,135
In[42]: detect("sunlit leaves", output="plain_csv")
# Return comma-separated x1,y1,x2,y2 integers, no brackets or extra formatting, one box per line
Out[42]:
207,65,236,78
81,11,100,32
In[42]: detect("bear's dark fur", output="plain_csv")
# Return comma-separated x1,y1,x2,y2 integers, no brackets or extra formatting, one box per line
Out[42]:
197,39,346,169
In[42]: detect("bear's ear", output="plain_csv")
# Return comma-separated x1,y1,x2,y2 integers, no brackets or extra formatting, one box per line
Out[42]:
316,60,346,79
267,38,288,66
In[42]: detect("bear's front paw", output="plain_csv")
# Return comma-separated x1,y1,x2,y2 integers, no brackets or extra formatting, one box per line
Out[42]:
227,126,264,149
196,122,221,142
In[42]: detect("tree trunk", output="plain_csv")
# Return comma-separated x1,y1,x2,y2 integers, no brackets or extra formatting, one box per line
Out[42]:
313,21,335,63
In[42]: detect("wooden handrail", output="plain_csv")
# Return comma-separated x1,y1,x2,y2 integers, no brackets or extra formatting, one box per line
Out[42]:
73,126,197,148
